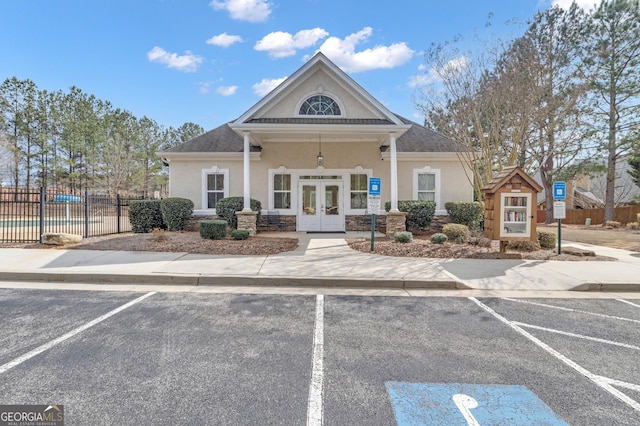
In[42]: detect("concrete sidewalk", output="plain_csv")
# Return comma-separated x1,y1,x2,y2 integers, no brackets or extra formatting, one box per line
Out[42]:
1,233,639,291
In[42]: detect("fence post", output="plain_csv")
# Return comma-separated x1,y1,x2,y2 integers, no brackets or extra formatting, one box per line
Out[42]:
39,187,45,244
116,194,121,234
84,190,90,238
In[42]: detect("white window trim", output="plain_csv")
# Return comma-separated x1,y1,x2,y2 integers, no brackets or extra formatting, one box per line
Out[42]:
349,171,370,212
413,166,442,214
267,166,372,215
200,166,229,214
268,166,294,214
295,89,345,117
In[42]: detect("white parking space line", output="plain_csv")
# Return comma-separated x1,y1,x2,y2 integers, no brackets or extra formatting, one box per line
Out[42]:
307,294,324,426
503,298,640,324
618,299,640,309
471,297,640,413
512,322,640,351
600,377,640,393
0,292,156,375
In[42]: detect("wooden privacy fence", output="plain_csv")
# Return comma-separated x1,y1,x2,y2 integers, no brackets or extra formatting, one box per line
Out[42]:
537,205,640,225
0,187,137,243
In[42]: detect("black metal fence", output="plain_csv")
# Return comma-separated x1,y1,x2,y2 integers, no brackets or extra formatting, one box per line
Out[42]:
0,187,136,243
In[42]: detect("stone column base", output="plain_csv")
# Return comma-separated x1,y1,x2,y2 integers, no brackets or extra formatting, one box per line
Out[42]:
385,211,407,237
236,211,258,236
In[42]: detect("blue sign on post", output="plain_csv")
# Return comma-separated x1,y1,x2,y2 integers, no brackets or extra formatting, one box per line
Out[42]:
369,177,381,196
553,181,566,201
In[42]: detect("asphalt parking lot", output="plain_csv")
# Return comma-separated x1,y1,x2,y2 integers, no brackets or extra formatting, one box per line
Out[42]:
1,289,639,425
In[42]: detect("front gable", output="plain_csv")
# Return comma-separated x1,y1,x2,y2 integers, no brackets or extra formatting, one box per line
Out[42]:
234,52,404,125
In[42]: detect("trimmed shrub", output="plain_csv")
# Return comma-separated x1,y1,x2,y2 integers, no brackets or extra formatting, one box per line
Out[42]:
160,197,194,231
129,200,164,233
442,223,470,243
445,201,484,230
215,197,262,229
384,200,436,230
637,213,640,226
605,220,621,228
508,240,540,251
537,230,557,249
199,219,227,240
627,222,639,230
231,229,250,240
469,235,492,247
394,231,413,243
430,233,448,244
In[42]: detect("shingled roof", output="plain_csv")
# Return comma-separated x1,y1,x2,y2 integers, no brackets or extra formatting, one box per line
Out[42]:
163,114,463,154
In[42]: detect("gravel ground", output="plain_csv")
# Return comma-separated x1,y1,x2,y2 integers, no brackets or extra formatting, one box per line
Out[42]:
0,227,622,261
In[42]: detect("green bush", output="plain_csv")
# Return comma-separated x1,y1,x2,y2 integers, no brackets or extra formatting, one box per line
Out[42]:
384,200,436,230
445,202,484,230
430,233,448,244
537,230,557,249
215,196,262,229
442,223,470,243
129,200,164,233
160,197,194,231
508,240,540,251
231,229,250,240
199,219,227,240
394,231,413,243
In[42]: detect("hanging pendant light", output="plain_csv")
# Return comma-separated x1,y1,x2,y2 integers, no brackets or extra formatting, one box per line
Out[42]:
317,135,324,166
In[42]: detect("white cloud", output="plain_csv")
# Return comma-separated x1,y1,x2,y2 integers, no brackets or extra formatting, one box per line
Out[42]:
147,46,203,72
252,77,287,97
210,0,272,22
317,27,414,73
198,82,213,94
255,28,329,58
216,85,238,96
408,74,433,88
207,32,243,47
408,56,468,88
551,0,600,10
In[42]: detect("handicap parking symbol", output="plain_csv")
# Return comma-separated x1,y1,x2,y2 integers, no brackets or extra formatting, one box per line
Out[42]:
386,382,568,425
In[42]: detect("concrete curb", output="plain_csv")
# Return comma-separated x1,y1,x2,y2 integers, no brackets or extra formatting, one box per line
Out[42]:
570,283,640,292
0,272,468,290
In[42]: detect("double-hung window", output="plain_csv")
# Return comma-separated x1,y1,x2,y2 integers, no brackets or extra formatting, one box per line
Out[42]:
202,167,229,211
350,173,368,209
206,173,225,209
417,173,436,201
273,174,291,209
413,166,440,208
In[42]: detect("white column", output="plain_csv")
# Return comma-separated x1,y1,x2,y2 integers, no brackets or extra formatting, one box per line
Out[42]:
389,133,399,212
243,132,251,212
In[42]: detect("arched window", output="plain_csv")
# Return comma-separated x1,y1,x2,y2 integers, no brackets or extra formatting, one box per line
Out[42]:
299,95,341,116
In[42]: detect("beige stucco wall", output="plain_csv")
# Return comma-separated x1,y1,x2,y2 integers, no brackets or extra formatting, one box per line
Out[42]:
166,141,474,213
258,69,381,119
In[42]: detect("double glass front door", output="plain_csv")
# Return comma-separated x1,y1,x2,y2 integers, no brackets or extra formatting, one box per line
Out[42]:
298,181,344,232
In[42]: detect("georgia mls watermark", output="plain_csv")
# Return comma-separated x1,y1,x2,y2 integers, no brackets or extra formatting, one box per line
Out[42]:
0,405,64,426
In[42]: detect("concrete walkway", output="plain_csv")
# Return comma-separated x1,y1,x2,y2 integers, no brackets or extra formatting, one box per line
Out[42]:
1,232,639,292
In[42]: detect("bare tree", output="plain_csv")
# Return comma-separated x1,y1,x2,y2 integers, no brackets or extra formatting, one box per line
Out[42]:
584,0,640,221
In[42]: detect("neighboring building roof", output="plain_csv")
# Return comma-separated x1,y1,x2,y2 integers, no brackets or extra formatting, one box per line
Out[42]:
162,115,463,155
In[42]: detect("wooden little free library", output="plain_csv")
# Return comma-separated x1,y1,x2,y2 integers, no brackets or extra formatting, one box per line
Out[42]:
481,166,543,251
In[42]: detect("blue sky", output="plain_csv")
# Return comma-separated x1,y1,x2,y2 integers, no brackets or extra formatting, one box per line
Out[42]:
1,0,591,130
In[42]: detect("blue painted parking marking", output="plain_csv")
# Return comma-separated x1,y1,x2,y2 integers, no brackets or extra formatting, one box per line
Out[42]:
386,382,568,426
